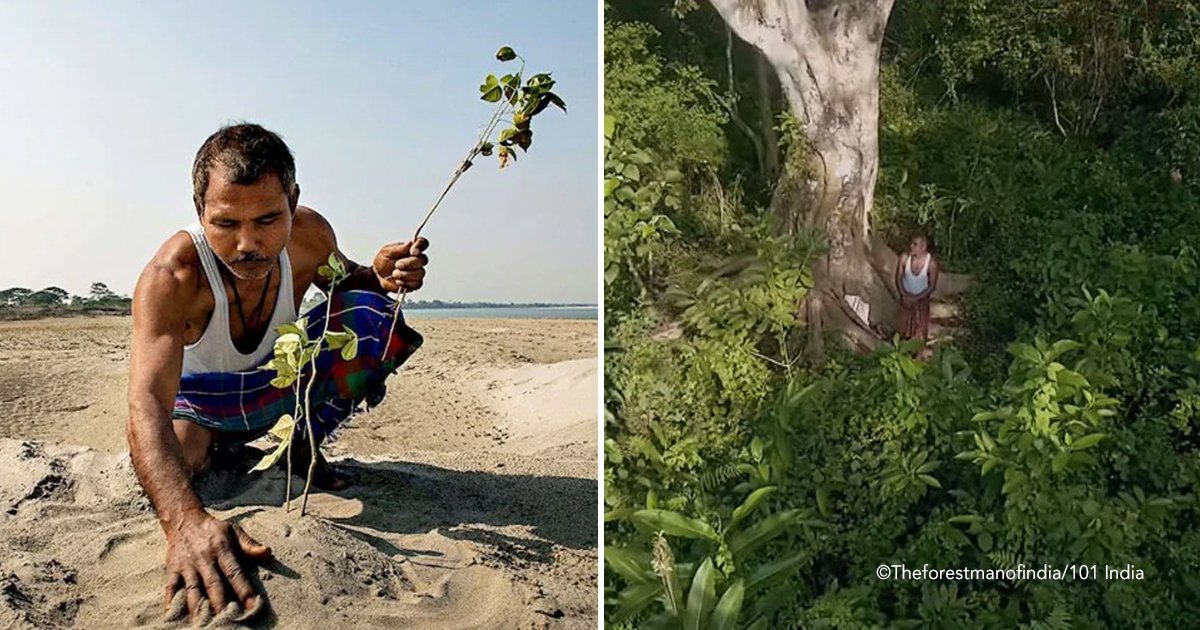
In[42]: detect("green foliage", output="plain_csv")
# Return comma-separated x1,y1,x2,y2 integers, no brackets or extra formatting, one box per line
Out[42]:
0,283,132,319
257,253,359,515
606,0,1200,626
473,47,565,168
604,20,727,167
603,118,682,318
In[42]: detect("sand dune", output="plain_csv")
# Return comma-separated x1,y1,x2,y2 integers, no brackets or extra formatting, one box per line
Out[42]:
0,316,597,629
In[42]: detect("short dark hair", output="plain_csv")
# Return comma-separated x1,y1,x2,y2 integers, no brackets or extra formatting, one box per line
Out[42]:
191,123,296,214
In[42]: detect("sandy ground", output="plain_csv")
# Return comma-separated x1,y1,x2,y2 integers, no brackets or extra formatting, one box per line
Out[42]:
0,315,598,629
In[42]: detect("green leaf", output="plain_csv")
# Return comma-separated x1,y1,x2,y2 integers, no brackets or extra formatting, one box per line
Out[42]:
275,331,302,352
815,486,832,517
250,441,288,472
276,319,308,340
918,474,942,489
604,115,615,140
513,129,532,151
317,265,333,279
683,558,717,630
604,178,620,197
971,410,999,423
324,331,349,349
745,551,806,593
495,46,516,61
479,73,498,93
1045,339,1084,361
1008,342,1042,364
1057,370,1089,388
481,82,502,102
1070,433,1106,450
627,150,653,165
613,581,662,623
915,461,939,474
622,164,640,182
340,334,359,361
948,514,985,525
732,486,777,527
604,547,652,584
604,507,635,522
631,509,718,540
728,509,801,556
544,91,566,112
268,414,297,441
977,531,994,552
270,374,296,389
709,579,744,630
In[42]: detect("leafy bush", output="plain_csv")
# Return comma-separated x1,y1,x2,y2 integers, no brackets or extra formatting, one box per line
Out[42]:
605,2,1200,627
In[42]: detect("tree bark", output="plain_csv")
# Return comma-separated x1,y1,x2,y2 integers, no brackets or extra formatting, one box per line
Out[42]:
710,0,896,358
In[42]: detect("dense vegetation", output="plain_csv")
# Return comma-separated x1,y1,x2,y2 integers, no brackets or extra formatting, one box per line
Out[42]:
0,282,131,320
603,1,1200,627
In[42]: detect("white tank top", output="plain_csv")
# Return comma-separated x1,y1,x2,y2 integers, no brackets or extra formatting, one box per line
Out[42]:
181,224,296,375
902,253,931,296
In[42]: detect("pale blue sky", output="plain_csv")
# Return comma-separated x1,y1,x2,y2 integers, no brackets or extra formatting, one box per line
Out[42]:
0,1,598,303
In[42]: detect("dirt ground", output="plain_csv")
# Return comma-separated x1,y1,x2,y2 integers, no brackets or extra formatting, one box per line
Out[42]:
0,315,598,629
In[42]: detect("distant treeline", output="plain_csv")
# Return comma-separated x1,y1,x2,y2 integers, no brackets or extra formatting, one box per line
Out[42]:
0,283,131,320
404,300,597,309
0,284,593,321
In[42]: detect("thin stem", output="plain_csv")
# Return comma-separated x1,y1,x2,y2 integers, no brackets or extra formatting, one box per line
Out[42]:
300,351,320,516
284,384,299,511
380,66,521,360
301,273,340,517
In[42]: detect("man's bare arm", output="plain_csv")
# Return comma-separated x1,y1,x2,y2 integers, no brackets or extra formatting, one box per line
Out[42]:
127,254,270,619
126,260,202,531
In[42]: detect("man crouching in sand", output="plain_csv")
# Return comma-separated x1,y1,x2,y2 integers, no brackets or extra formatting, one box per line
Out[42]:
126,123,428,620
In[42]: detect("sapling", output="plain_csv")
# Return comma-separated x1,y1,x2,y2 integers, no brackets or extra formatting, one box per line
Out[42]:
381,45,566,355
253,46,564,518
254,253,359,515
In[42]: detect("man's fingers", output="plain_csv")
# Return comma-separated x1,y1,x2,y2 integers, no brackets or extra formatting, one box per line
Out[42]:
391,268,426,283
393,254,429,271
183,569,202,619
235,525,273,561
198,562,229,614
163,572,183,612
411,236,429,256
390,273,424,292
217,548,258,611
379,237,431,259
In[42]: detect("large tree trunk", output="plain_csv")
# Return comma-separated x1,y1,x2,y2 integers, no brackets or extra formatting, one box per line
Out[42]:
711,0,895,357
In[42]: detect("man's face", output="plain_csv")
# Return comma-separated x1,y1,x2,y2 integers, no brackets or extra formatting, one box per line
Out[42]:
199,165,296,281
910,238,927,255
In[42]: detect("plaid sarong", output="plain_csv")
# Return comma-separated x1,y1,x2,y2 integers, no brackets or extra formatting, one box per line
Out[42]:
172,290,422,443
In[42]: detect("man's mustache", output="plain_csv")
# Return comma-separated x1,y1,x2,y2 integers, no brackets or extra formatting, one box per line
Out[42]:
231,254,271,264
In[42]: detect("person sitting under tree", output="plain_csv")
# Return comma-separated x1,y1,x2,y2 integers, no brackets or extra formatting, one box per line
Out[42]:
895,234,939,356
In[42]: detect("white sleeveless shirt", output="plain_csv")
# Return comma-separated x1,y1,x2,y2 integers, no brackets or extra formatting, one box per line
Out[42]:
901,253,931,296
181,224,296,375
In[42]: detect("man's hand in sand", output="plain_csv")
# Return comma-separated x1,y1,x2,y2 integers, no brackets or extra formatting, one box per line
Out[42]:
163,509,272,620
372,237,429,293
